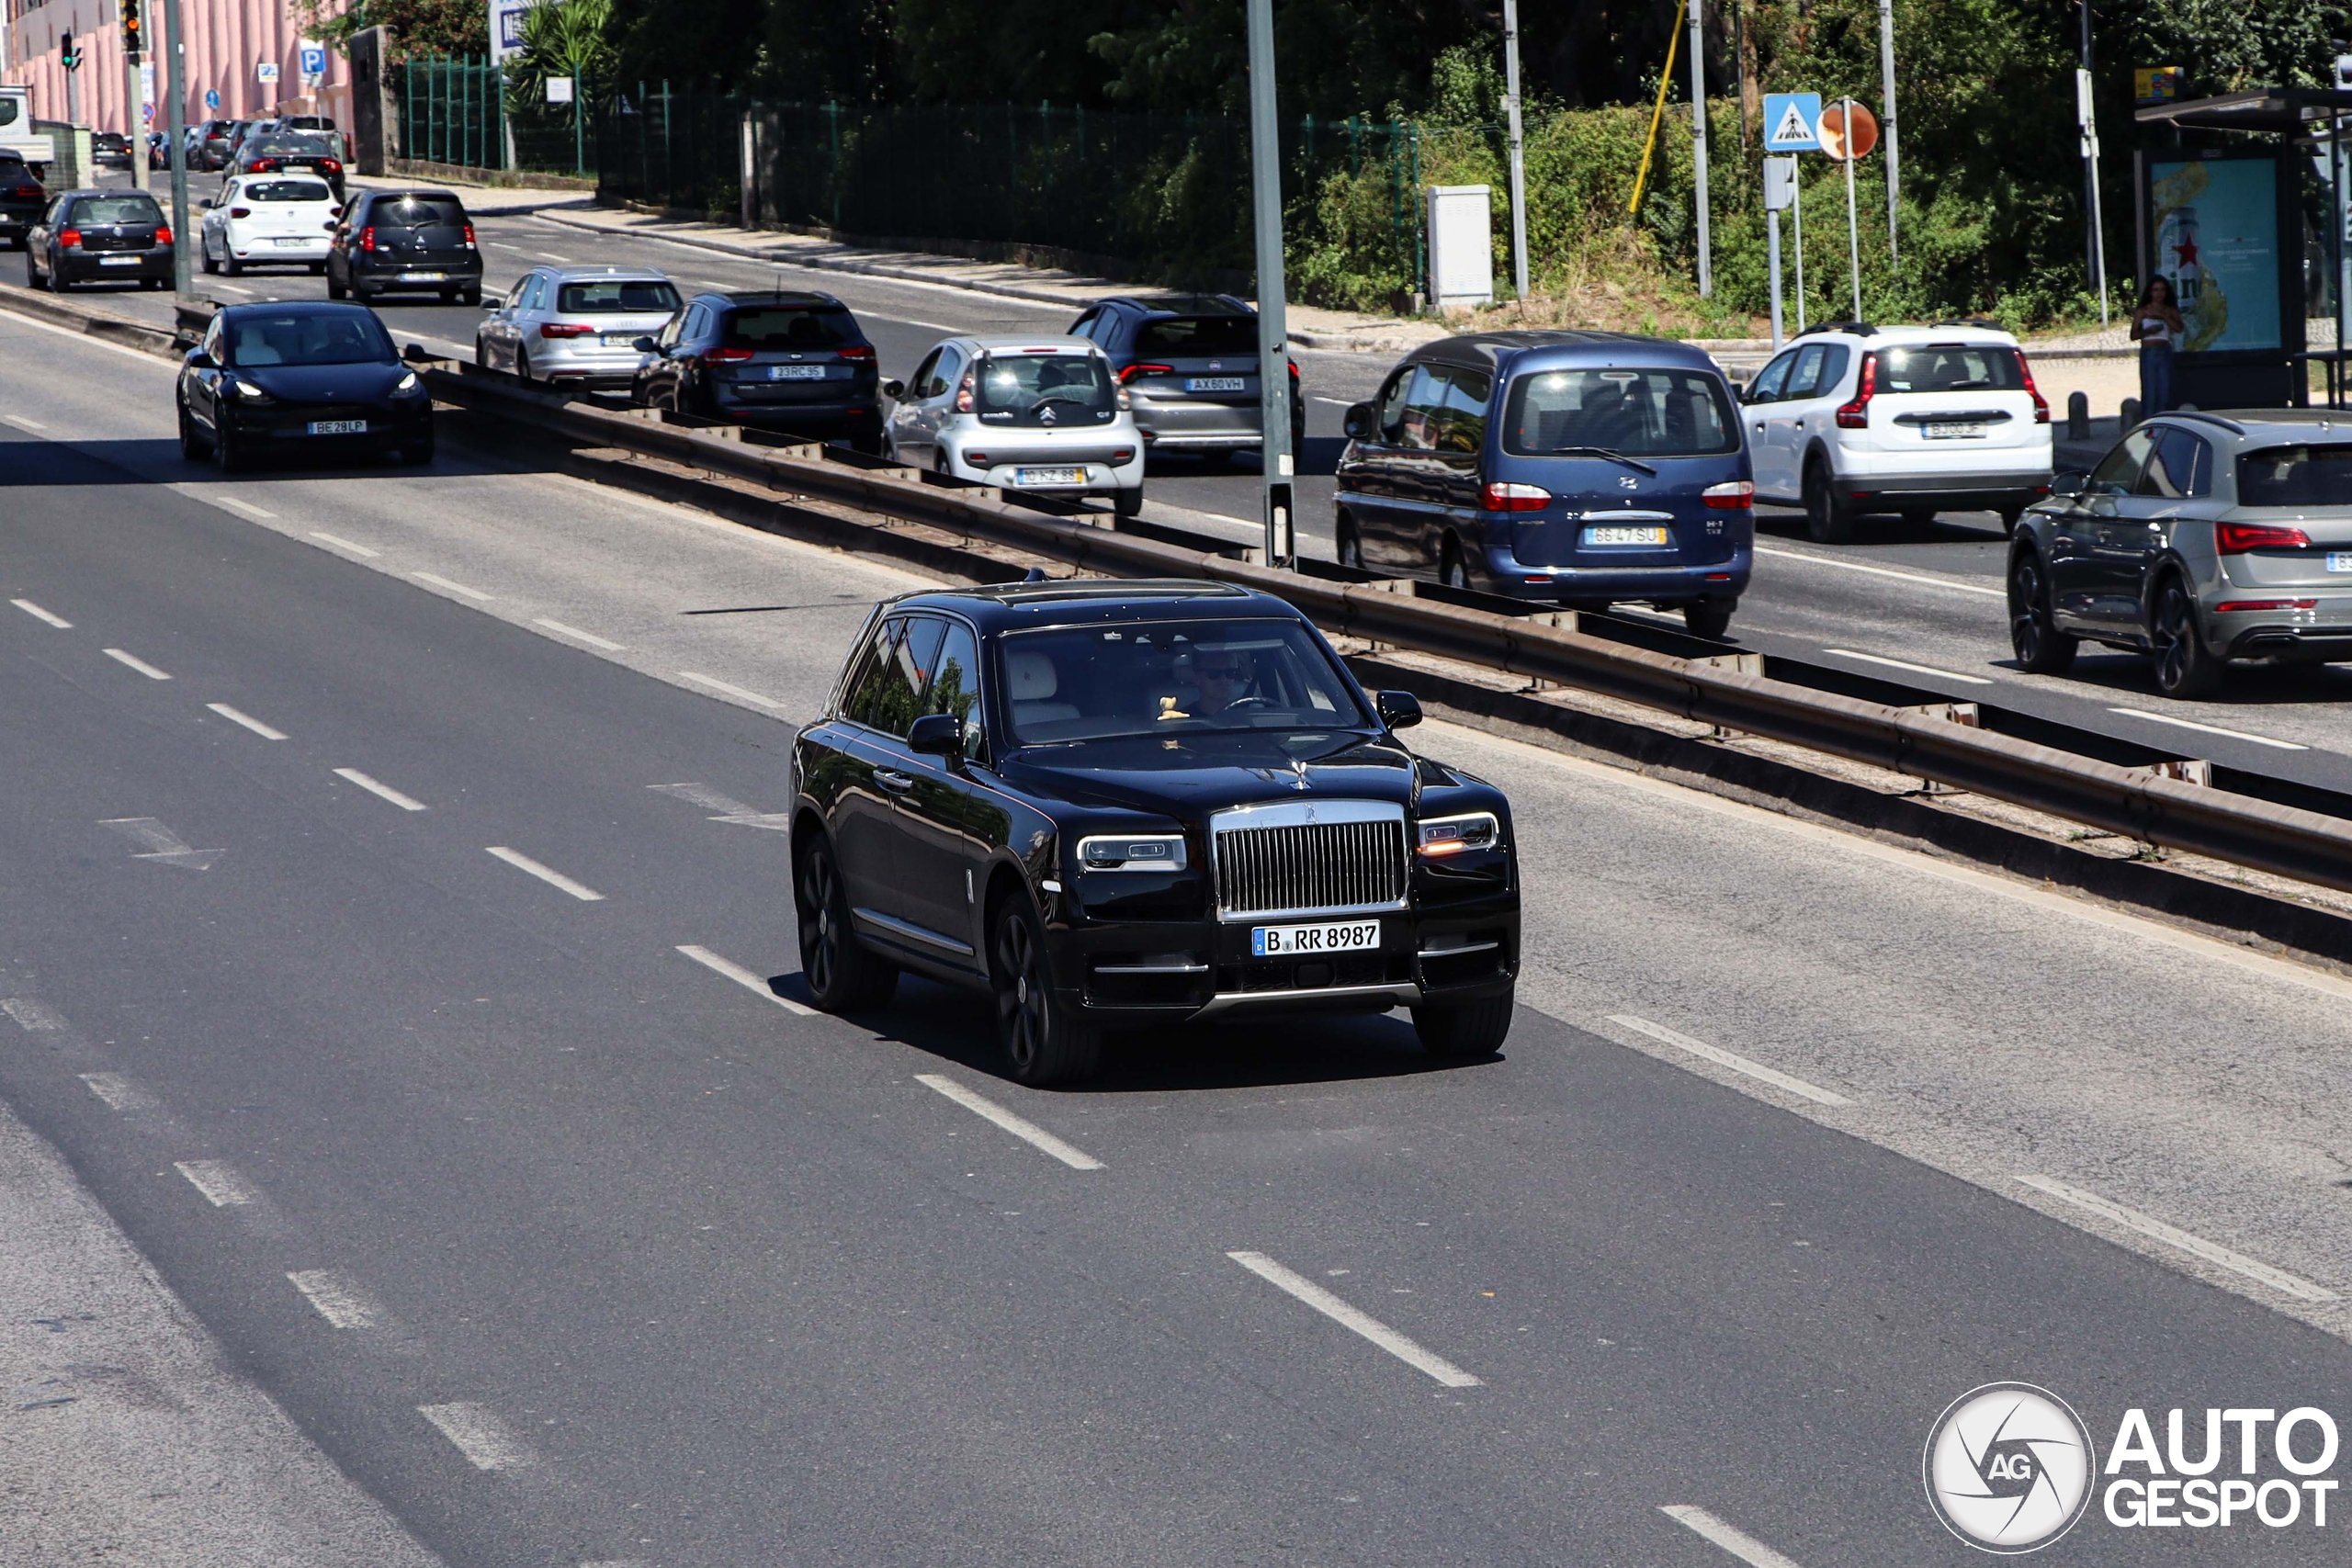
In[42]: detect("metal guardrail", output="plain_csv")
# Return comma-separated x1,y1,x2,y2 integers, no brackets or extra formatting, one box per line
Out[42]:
415,361,2352,898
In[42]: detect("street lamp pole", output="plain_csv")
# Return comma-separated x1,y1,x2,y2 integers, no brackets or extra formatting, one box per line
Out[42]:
1688,0,1711,296
163,0,190,296
1501,0,1529,299
1244,0,1294,568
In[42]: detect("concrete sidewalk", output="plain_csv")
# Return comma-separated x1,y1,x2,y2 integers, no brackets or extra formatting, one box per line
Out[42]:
344,172,598,220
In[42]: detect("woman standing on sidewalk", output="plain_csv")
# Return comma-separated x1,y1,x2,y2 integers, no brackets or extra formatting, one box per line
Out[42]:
2129,276,2186,415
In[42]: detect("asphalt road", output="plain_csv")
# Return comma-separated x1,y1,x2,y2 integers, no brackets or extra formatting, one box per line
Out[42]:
6,310,2352,1566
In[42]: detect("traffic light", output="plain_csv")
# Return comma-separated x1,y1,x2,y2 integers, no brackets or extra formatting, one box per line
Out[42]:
119,0,144,60
60,36,83,72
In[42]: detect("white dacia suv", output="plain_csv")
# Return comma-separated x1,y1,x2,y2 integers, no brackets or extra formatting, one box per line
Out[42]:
1738,321,2055,543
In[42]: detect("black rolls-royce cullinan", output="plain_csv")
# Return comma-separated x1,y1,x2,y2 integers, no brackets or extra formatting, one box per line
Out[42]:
789,580,1520,1085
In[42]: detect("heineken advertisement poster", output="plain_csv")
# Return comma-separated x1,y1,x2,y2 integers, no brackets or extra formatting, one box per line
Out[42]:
2149,158,2282,353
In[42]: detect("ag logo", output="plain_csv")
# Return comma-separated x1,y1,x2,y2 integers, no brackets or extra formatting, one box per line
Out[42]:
1924,1382,2096,1553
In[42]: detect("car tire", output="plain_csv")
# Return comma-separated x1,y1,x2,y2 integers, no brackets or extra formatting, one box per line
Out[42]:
1412,987,1513,1057
1803,457,1854,544
2007,549,2078,675
221,250,242,277
200,238,218,275
176,400,209,460
792,834,897,1014
212,421,243,474
515,345,535,385
473,333,491,367
141,277,164,290
1901,506,1935,528
1113,485,1144,519
990,893,1100,1087
2151,572,2224,699
1684,599,1735,638
25,254,42,291
400,427,435,467
1440,540,1471,592
1997,505,2024,536
1337,522,1363,570
459,286,481,308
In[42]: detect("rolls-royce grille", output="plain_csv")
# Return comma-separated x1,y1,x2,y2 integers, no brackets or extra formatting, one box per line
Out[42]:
1214,818,1408,919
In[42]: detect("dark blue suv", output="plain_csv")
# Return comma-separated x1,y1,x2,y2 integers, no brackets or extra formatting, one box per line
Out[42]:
1335,332,1754,636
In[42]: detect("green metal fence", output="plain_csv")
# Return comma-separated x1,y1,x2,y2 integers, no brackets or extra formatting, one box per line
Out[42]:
393,55,592,175
596,93,1426,289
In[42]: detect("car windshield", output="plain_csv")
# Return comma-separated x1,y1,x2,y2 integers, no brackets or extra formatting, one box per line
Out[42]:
974,353,1116,426
1001,618,1368,744
243,179,332,203
73,196,164,225
1135,314,1256,355
1875,344,2024,392
1501,367,1737,457
2237,445,2352,508
226,311,394,367
720,305,856,350
560,278,682,313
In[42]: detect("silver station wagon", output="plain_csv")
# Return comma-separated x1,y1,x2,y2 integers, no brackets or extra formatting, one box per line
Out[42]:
2008,410,2352,696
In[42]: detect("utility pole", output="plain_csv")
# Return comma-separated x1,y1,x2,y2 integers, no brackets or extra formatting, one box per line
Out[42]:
1244,0,1295,568
164,0,190,296
1688,0,1711,296
2077,0,2106,323
120,0,149,189
1876,0,1896,260
1501,0,1529,300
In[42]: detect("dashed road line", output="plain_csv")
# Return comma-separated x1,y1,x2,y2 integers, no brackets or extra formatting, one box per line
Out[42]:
487,845,605,901
207,703,288,739
11,598,71,627
175,1159,256,1207
214,494,277,520
1607,1015,1854,1107
3,412,48,431
678,670,790,711
534,616,628,651
103,648,173,680
416,1402,537,1471
914,1072,1104,1170
311,531,381,558
1225,1249,1481,1387
77,1072,146,1110
334,768,428,811
287,1269,382,1329
676,943,817,1016
411,570,496,602
1820,648,1995,686
1660,1506,1809,1568
2107,706,2308,751
2016,1174,2335,1303
3,998,63,1030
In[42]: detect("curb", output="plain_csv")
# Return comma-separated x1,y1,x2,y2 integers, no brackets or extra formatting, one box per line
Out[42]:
0,285,187,359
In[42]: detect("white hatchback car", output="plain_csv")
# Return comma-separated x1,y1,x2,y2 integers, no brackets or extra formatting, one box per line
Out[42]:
884,334,1146,517
198,175,337,276
1740,322,2054,542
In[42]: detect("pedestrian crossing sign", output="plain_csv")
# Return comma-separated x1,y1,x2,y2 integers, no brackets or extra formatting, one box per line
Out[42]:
1763,93,1822,152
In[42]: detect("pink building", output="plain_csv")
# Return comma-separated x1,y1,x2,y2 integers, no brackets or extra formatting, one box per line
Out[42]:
2,0,356,134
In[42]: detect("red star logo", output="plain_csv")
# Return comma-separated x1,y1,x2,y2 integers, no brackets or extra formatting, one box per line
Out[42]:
2172,236,2199,269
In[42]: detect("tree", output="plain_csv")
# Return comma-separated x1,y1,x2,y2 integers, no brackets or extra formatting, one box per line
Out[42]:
506,0,617,106
294,0,487,58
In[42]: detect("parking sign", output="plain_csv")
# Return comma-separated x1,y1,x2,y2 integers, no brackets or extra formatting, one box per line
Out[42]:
299,42,326,80
1762,93,1822,153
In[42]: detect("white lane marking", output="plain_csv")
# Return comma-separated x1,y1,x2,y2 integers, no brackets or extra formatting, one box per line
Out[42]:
416,1402,537,1471
4,413,48,431
2106,706,2308,751
1754,544,2006,598
1312,395,1355,405
487,241,526,252
101,816,225,870
1607,1015,1854,1107
530,251,573,263
334,768,428,812
311,530,381,558
207,703,288,739
12,598,72,627
175,1159,255,1207
676,943,817,1017
213,494,277,520
914,1073,1105,1171
2,998,63,1030
534,616,628,651
1819,648,1995,686
411,570,496,602
678,670,790,711
103,648,174,680
1225,1250,1481,1387
78,1072,147,1110
894,316,966,334
1421,715,2352,1008
1660,1506,1810,1568
211,283,254,296
649,782,791,830
2016,1174,2336,1303
286,1269,381,1329
486,845,605,901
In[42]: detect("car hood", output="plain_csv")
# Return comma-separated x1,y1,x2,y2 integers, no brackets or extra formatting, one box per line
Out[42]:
1000,729,1448,820
232,361,406,401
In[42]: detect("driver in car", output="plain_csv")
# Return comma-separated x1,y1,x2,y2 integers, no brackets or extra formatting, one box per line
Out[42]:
1190,647,1257,718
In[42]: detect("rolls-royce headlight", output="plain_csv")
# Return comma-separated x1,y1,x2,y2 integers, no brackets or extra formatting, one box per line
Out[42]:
1416,812,1499,857
1079,833,1187,872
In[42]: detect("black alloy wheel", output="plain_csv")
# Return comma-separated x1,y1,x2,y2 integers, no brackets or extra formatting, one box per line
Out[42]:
1337,525,1363,570
176,400,209,460
211,418,244,473
2151,574,2224,698
1803,457,1855,545
2007,550,2077,674
794,836,896,1013
991,896,1100,1087
1412,988,1514,1056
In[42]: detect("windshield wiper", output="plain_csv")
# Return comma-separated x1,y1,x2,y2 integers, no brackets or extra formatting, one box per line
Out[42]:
1549,446,1658,477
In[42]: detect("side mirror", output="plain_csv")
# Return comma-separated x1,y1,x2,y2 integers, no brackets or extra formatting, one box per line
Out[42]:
632,335,659,354
1342,400,1375,441
883,378,906,400
481,294,503,310
186,349,217,370
908,713,964,758
198,197,213,209
1375,690,1422,730
2050,468,2089,499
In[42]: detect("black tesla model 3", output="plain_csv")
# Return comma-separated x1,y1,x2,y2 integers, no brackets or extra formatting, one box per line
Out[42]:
176,301,434,470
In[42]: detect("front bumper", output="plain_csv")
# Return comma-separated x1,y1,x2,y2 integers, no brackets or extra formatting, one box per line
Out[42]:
225,403,430,446
1483,538,1751,604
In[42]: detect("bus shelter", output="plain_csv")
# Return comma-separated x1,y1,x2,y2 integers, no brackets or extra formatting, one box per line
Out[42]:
2133,87,2352,410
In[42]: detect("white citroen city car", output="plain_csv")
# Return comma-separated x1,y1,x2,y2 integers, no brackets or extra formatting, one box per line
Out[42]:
199,174,336,276
883,334,1147,517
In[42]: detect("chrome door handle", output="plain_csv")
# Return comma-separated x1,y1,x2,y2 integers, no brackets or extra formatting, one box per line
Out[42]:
874,771,916,792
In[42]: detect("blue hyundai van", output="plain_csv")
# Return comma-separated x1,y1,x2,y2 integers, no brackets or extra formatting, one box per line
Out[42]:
1334,332,1754,636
